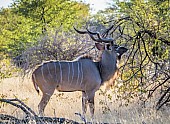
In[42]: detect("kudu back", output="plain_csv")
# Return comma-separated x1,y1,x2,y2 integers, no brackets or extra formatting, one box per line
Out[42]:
32,27,128,117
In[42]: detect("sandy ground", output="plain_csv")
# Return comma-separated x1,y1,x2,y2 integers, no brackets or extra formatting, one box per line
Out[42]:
0,77,170,123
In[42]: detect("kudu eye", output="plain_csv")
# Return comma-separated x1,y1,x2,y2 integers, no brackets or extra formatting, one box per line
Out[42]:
106,44,112,51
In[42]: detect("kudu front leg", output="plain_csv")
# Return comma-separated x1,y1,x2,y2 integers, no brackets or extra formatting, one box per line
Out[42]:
86,92,95,119
88,99,95,119
82,91,88,115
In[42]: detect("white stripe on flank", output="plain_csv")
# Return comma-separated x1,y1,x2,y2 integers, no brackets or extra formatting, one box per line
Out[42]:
70,62,74,85
58,62,62,83
53,62,58,82
76,61,80,85
47,63,53,78
68,62,70,82
80,61,83,86
41,64,48,83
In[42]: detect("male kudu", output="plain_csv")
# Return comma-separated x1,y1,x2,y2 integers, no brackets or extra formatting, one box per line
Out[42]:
32,27,128,118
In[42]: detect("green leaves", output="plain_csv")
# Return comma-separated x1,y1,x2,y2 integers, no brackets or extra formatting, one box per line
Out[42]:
0,0,89,57
0,0,90,81
12,0,89,31
90,0,169,107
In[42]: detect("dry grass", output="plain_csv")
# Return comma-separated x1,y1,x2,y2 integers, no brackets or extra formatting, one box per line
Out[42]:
0,77,170,123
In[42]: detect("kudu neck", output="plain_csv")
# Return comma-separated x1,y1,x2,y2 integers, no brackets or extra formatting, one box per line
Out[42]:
99,50,118,83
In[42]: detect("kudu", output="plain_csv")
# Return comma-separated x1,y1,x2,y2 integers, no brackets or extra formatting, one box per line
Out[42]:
32,27,128,118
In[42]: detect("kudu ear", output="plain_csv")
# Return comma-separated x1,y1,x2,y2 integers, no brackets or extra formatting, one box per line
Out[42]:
116,46,128,60
95,43,105,51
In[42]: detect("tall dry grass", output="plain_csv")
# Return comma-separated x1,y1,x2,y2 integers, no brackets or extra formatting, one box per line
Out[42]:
0,76,170,123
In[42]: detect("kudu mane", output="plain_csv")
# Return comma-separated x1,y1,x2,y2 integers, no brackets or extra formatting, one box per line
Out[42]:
78,55,93,60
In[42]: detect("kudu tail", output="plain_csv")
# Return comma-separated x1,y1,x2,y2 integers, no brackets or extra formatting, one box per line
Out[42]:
32,74,40,94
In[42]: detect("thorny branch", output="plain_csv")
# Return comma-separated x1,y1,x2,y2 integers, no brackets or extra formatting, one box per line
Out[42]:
148,77,170,98
156,87,170,110
104,16,169,109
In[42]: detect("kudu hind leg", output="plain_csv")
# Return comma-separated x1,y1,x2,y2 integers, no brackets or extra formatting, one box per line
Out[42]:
38,93,53,116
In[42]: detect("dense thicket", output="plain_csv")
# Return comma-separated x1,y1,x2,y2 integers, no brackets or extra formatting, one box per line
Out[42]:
0,0,89,80
0,0,89,57
95,0,169,109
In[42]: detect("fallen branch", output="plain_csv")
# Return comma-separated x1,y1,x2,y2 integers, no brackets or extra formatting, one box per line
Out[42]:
0,99,32,118
0,98,80,124
0,114,30,124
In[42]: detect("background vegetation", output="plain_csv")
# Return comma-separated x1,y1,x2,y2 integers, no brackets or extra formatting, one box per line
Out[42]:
0,0,169,123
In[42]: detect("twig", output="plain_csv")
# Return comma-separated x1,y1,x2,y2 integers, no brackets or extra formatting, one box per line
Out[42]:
156,87,170,110
0,99,32,118
75,112,87,123
7,99,37,116
148,77,170,98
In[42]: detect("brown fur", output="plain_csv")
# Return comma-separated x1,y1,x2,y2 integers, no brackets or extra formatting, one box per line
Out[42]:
32,44,127,117
104,69,120,91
